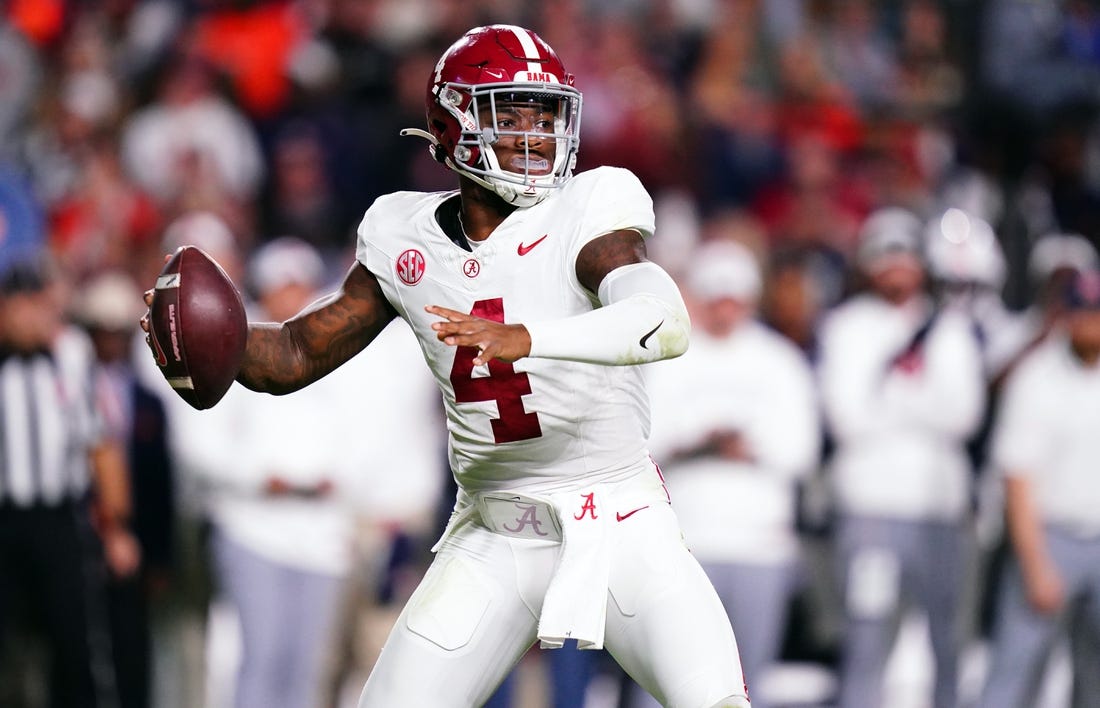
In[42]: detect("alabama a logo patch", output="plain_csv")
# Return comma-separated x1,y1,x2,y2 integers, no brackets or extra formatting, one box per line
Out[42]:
396,249,425,286
463,258,481,278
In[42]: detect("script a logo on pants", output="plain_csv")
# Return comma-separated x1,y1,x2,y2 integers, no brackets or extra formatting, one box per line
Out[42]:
396,248,426,286
574,492,598,520
502,503,550,537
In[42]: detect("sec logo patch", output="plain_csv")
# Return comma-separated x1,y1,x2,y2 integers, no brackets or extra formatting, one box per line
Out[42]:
396,249,425,285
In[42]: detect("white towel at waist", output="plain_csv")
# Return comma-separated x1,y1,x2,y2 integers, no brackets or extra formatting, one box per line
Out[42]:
537,485,611,651
430,467,670,652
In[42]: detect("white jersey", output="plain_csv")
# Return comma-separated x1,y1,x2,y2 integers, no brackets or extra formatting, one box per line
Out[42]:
992,332,1100,534
818,293,985,521
356,166,657,495
646,320,821,564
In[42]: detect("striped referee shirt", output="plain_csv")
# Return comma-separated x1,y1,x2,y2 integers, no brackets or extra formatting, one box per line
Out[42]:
0,327,103,507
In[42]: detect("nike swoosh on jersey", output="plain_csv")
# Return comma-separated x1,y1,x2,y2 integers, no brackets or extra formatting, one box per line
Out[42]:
517,234,549,256
616,506,649,522
638,321,664,349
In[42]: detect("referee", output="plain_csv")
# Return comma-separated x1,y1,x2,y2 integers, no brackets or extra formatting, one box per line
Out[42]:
0,251,138,708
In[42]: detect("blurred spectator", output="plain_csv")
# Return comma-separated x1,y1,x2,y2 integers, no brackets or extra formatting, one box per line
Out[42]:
982,0,1100,113
684,2,784,211
482,642,607,708
819,0,898,112
22,66,122,206
119,45,264,239
0,165,47,273
771,33,864,155
642,239,821,708
856,117,940,217
0,250,138,708
133,210,250,708
1027,103,1100,249
817,207,985,708
361,42,460,197
48,133,164,285
568,15,687,193
314,312,445,708
0,12,42,160
894,0,964,121
16,47,164,284
310,0,400,108
923,208,1017,378
173,237,357,708
189,0,311,121
256,120,357,259
154,209,246,290
6,0,66,49
761,246,830,361
751,134,866,275
74,270,175,708
978,268,1100,708
995,231,1100,380
1063,0,1100,65
975,233,1100,638
103,0,188,86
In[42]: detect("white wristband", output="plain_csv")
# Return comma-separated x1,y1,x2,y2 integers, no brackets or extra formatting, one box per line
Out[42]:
526,262,690,365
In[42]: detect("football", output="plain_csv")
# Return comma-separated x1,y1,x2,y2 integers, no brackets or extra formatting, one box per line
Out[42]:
148,246,248,410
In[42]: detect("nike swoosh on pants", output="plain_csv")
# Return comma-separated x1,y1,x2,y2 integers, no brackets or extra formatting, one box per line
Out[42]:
616,506,649,522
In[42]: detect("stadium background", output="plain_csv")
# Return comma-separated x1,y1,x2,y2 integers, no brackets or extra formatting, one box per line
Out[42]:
0,0,1099,707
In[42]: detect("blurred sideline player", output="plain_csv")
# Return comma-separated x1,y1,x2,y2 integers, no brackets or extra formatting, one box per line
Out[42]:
173,236,438,708
817,207,985,708
978,268,1100,707
143,24,749,708
75,271,175,708
0,251,138,708
642,240,820,708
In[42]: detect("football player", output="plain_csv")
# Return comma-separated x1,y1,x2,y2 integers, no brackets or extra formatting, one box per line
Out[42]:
146,24,749,708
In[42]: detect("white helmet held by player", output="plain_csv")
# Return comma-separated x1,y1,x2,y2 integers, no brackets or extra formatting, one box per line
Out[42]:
924,207,1007,292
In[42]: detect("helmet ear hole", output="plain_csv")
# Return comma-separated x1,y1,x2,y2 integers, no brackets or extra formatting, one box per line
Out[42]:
428,120,449,162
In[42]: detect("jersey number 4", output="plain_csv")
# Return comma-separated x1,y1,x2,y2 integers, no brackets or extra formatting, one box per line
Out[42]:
448,298,543,444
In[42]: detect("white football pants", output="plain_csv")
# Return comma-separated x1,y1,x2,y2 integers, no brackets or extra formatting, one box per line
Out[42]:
357,468,749,707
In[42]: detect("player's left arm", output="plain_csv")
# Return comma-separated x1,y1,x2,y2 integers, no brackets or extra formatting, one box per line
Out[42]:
428,229,689,365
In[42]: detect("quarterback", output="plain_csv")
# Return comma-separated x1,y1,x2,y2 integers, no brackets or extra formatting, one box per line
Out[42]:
207,25,746,708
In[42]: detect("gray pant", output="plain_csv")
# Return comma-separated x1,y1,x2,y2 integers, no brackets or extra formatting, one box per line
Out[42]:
705,561,797,708
835,515,970,708
627,560,796,708
979,527,1100,708
212,530,345,708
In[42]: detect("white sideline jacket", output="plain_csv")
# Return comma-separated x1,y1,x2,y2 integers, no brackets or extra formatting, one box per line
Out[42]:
818,294,985,521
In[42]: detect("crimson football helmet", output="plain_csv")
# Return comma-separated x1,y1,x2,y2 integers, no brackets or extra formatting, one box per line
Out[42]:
402,24,582,207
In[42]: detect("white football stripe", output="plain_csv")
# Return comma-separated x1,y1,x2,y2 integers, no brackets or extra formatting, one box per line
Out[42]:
507,25,543,75
156,274,181,289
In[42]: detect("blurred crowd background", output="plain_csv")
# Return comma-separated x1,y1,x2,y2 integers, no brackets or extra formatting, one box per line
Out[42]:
2,0,1100,707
